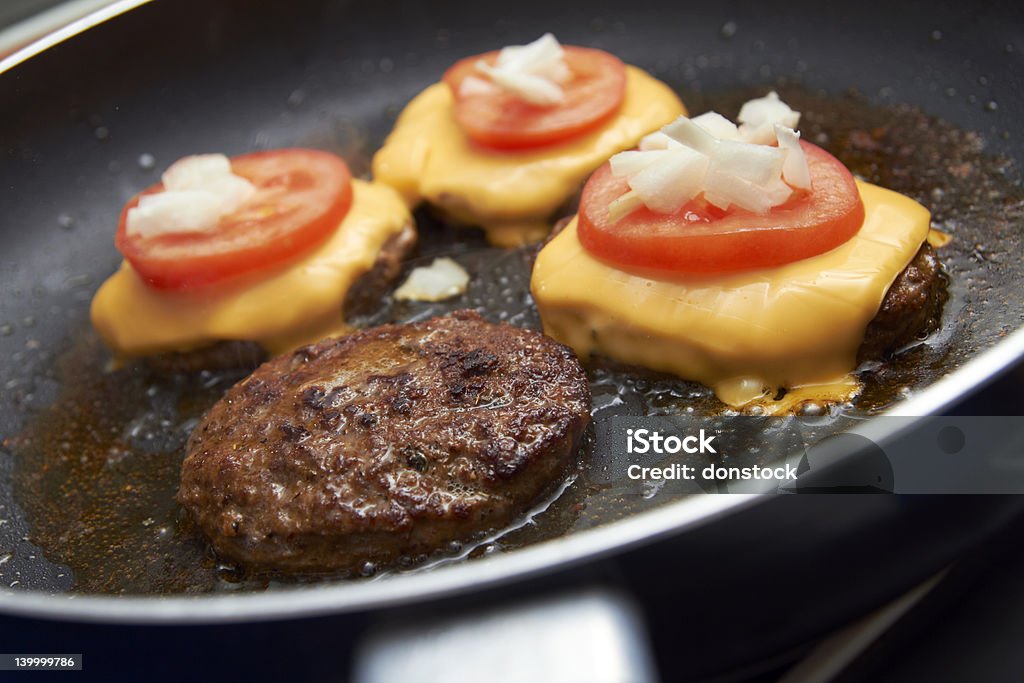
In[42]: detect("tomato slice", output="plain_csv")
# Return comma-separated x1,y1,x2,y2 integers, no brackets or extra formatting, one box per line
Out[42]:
443,46,627,150
115,149,353,290
577,141,865,275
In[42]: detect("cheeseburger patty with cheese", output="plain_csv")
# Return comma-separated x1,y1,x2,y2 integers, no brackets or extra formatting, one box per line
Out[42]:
531,94,947,410
91,150,415,367
372,33,686,247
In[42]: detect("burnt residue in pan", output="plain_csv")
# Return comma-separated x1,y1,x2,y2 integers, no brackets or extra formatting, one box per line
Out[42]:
4,86,1024,594
6,339,243,594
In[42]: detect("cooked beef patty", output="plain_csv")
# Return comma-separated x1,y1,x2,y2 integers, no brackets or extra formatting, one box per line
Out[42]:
178,310,591,572
859,243,947,362
147,223,416,375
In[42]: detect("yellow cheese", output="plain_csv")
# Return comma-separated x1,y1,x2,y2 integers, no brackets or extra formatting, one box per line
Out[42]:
372,66,686,247
90,179,412,358
530,181,931,408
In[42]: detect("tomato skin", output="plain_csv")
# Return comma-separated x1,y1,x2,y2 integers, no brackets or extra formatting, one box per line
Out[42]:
443,46,627,150
577,141,865,275
115,149,353,290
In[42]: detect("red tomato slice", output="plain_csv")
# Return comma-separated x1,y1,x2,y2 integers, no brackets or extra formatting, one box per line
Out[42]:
443,46,627,150
115,149,353,290
577,141,865,275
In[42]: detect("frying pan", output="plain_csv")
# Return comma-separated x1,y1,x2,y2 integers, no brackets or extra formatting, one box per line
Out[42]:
0,0,1022,658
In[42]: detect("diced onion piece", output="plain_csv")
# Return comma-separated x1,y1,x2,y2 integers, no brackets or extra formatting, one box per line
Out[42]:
204,175,258,211
477,61,565,105
393,257,470,302
775,125,811,190
638,131,684,151
126,190,226,238
703,170,791,214
126,154,256,238
607,189,645,223
609,150,671,177
737,123,776,145
459,75,500,97
661,115,718,155
609,92,805,218
737,91,801,128
737,91,800,143
760,176,796,205
709,139,785,187
474,33,570,105
691,111,740,140
627,147,709,214
702,189,732,212
495,32,570,82
162,154,232,191
161,154,255,211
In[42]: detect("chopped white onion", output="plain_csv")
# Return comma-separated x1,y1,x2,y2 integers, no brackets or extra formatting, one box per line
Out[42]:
494,32,570,82
627,147,708,214
760,176,796,204
775,124,811,190
607,92,812,219
660,116,718,155
394,257,470,302
609,150,671,177
691,111,740,140
709,139,785,187
703,172,796,214
608,190,645,223
205,174,259,210
705,174,793,213
162,154,231,190
458,75,500,97
472,33,570,106
737,123,776,146
638,131,684,151
126,154,256,238
476,63,565,105
128,191,226,236
737,91,800,143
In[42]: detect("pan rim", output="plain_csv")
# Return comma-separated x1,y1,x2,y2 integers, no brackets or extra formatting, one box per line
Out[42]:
1,0,1023,623
0,0,152,76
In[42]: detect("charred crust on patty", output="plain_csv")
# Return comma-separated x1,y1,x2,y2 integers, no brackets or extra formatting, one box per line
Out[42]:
177,310,591,572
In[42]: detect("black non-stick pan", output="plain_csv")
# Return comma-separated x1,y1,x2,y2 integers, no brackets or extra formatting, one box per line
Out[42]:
1,0,1023,664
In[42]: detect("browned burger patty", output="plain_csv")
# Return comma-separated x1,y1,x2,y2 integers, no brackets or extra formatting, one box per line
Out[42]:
859,243,947,362
147,224,417,375
178,310,591,572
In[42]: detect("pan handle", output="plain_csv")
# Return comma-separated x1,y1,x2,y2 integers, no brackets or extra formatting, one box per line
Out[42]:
351,586,659,683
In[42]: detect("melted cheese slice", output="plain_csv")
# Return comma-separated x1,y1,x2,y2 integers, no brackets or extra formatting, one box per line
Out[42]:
531,181,930,407
372,66,685,247
91,179,412,358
